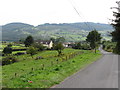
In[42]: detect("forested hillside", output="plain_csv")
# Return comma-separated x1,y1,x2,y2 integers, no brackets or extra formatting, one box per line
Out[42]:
2,22,113,41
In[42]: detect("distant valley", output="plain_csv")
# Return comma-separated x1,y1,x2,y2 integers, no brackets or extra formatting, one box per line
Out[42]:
2,22,113,42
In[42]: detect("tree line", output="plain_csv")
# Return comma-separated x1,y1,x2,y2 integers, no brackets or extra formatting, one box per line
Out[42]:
111,1,120,54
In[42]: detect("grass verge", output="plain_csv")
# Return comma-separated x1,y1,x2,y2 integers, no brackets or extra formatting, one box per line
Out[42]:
2,49,102,88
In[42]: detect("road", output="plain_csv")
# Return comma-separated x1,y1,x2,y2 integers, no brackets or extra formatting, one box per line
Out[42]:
52,47,118,88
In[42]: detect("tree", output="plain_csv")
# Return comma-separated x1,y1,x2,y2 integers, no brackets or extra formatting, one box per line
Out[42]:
55,37,65,43
76,42,82,49
7,44,12,47
50,37,56,43
86,30,101,53
24,35,34,47
32,43,46,51
72,42,82,49
3,46,12,55
111,1,120,54
26,46,38,58
53,42,64,56
19,38,25,44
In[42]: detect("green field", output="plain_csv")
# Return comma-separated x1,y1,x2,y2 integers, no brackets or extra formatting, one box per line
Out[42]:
1,43,26,55
12,51,26,55
2,44,26,49
2,48,102,88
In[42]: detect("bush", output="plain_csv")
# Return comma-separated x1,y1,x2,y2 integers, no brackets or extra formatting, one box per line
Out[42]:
81,44,91,50
54,67,60,71
3,46,12,55
72,42,82,49
102,41,116,52
106,45,111,50
26,46,38,57
7,44,12,47
2,56,18,66
32,43,46,51
72,42,91,50
53,43,64,56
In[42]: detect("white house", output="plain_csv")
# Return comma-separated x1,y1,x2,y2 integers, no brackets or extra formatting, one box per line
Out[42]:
36,40,53,49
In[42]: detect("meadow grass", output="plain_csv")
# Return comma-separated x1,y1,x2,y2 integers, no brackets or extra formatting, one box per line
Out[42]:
2,48,102,88
1,43,26,49
12,51,26,54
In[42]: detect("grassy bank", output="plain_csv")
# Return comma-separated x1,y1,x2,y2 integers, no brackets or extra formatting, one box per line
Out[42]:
2,48,102,88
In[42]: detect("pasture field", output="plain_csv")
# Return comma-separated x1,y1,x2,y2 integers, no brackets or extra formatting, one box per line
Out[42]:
1,43,25,49
1,43,26,55
2,48,102,88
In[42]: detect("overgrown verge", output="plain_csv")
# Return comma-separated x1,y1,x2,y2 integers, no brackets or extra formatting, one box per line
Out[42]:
102,41,116,52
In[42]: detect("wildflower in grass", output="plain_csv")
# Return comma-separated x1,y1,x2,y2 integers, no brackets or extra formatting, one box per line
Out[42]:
28,81,33,83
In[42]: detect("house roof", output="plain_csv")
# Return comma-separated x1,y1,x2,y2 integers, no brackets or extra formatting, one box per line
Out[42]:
35,40,52,45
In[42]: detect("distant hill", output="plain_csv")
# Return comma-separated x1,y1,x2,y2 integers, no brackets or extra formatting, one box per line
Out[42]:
2,22,113,42
36,22,113,31
2,23,34,41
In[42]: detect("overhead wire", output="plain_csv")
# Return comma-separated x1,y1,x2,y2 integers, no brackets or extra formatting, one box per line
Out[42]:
68,0,96,31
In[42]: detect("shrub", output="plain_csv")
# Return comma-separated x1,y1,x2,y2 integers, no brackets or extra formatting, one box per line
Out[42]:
72,60,75,63
32,43,46,51
3,46,12,55
54,67,59,71
7,44,12,47
102,41,116,52
2,56,18,66
72,42,82,49
81,44,91,50
53,43,64,56
72,42,91,50
26,46,38,57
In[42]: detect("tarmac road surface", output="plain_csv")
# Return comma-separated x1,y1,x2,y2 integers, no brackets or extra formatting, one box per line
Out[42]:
53,46,118,88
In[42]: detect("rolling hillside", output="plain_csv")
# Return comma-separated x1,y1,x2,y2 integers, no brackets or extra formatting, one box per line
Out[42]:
2,22,113,42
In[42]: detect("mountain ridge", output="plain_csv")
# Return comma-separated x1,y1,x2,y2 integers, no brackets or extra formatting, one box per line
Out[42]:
2,22,113,41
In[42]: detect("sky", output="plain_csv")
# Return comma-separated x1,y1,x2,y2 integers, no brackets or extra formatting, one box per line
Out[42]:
0,0,117,26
